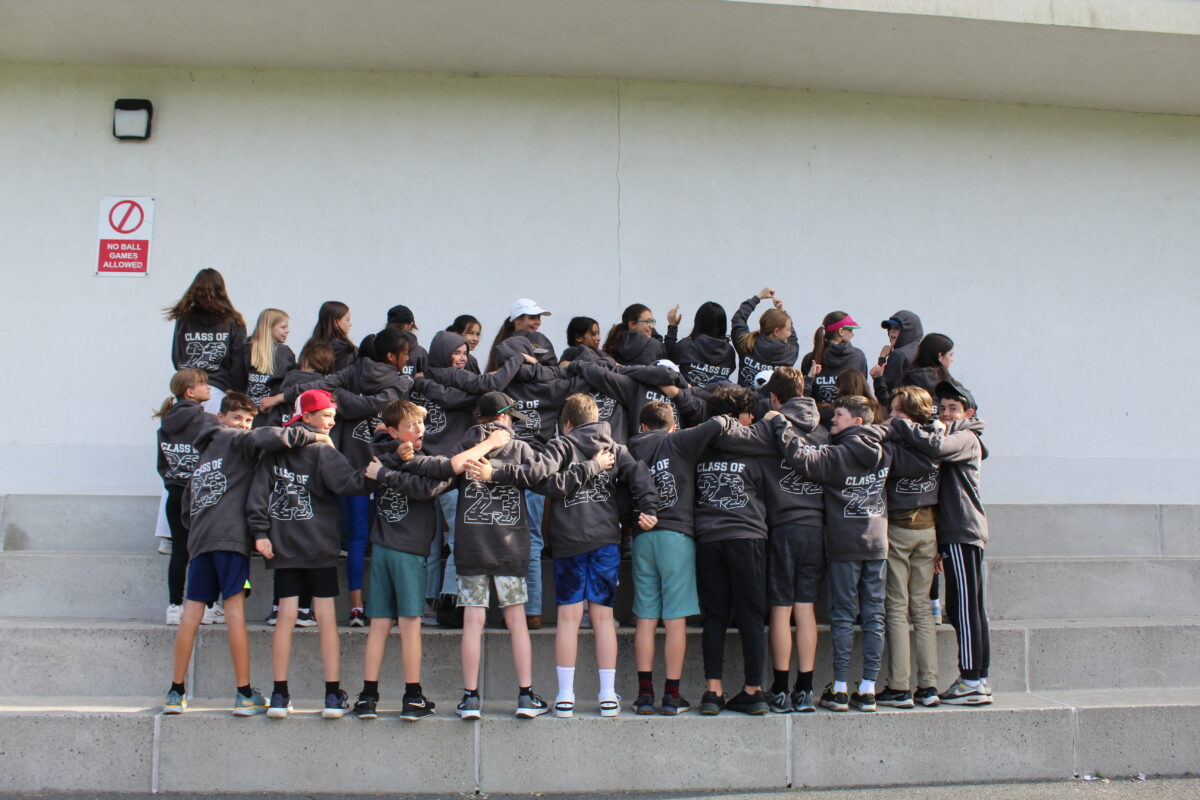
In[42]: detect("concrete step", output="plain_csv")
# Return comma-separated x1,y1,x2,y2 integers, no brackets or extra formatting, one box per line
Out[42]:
5,616,1198,701
5,495,1198,559
1,689,1196,793
4,550,1197,621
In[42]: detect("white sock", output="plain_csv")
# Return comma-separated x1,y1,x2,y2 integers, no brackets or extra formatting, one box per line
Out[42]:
556,666,575,702
963,678,981,688
299,607,310,614
598,668,617,700
858,679,876,695
833,680,848,694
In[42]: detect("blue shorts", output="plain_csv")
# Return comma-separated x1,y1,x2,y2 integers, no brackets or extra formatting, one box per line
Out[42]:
186,551,250,604
553,544,620,607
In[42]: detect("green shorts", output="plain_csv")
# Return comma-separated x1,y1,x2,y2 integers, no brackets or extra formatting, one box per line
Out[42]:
364,545,426,619
457,574,528,608
632,529,700,620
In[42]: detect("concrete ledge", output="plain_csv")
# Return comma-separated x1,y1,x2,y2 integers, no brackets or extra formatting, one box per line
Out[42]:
986,504,1162,558
1,493,159,552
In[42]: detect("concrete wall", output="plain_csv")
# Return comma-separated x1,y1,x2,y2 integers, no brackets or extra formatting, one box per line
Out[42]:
2,62,1197,501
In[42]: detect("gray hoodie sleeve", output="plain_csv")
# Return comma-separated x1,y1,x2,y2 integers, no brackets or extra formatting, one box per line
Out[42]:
317,446,372,496
232,425,319,460
246,460,272,539
374,464,453,500
616,449,660,516
526,457,606,498
731,296,759,351
889,417,982,463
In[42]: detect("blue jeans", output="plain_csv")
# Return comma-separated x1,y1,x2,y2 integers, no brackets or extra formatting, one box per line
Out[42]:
524,491,544,614
338,494,371,593
427,489,459,598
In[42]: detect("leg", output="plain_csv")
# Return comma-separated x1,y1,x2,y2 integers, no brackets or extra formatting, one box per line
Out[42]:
826,561,859,685
170,600,206,684
663,618,688,681
313,596,340,682
437,490,460,596
728,539,767,694
884,526,915,691
590,603,617,671
769,606,793,672
461,606,485,691
362,617,394,683
793,603,817,673
223,592,250,687
273,596,299,681
344,495,370,610
907,528,939,690
696,541,732,695
555,601,584,669
978,549,991,679
523,491,544,615
634,617,659,673
396,617,422,684
858,560,887,683
165,486,188,606
503,603,533,687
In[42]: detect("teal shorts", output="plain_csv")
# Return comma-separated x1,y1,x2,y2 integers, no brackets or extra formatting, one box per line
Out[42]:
632,529,700,621
365,545,426,619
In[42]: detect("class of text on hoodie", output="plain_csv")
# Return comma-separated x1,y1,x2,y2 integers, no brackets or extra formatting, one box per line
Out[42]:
558,347,631,445
247,421,372,570
157,400,220,489
184,423,319,559
693,424,771,544
366,430,455,557
493,420,658,558
664,325,737,386
884,416,942,529
245,342,297,428
888,416,988,548
731,296,801,388
873,310,923,404
773,418,892,561
715,396,830,530
800,340,870,405
411,421,603,577
171,313,248,393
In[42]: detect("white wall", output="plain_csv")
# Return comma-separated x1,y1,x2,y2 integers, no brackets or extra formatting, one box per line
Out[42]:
1,63,1197,502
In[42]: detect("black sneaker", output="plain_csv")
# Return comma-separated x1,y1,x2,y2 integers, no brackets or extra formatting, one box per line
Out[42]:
726,690,769,716
348,608,366,628
914,686,941,707
791,688,816,712
400,693,436,720
698,691,725,716
660,694,691,715
322,689,350,719
516,691,549,718
353,693,379,719
850,691,876,712
633,693,656,715
457,692,482,720
819,683,849,712
766,689,792,714
877,688,914,709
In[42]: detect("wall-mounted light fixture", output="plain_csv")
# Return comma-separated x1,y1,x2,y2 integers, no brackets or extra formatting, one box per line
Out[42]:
113,99,153,140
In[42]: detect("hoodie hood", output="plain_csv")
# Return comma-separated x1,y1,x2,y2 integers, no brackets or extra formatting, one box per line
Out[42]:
161,400,206,436
822,341,862,374
564,420,615,457
429,330,468,369
888,310,924,350
354,357,410,395
778,396,819,433
513,330,558,365
831,423,888,469
951,417,988,459
496,335,536,362
691,334,735,364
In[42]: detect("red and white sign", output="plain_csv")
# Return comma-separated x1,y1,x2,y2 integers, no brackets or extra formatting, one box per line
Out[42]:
97,196,154,276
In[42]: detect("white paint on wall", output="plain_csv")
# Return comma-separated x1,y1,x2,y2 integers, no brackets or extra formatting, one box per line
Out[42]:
1,63,1197,502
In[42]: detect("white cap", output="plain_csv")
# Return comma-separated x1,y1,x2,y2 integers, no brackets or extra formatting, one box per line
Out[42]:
510,298,550,320
654,359,680,373
753,369,775,389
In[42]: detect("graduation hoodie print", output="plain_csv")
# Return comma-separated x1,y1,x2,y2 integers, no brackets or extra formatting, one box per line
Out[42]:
801,341,870,405
664,328,737,387
171,314,248,393
157,400,219,488
627,415,735,537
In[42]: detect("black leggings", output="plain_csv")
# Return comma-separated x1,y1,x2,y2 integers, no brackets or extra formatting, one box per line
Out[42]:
942,542,990,681
697,538,767,689
166,484,188,606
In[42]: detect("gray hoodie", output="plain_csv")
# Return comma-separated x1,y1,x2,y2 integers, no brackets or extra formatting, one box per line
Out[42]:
156,400,219,488
171,314,248,393
801,342,870,405
731,296,800,387
885,417,942,517
615,330,666,366
664,328,737,386
875,310,924,404
628,416,735,537
693,435,770,544
246,344,297,428
888,417,988,548
369,445,455,557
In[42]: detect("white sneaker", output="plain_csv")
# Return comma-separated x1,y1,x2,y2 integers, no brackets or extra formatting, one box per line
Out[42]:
599,695,621,717
202,604,226,625
156,538,173,555
166,604,183,625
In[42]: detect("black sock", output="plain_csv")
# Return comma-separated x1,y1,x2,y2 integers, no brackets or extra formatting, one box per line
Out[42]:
518,685,533,697
170,682,185,695
664,678,680,699
795,671,814,692
325,681,340,696
273,680,289,697
237,684,253,698
638,671,654,695
404,682,422,699
771,669,790,694
463,687,479,697
362,680,379,699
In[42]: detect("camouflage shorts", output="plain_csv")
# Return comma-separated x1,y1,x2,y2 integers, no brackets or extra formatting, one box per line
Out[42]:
456,574,528,608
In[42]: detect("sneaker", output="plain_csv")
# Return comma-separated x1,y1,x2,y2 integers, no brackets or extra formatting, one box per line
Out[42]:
766,689,792,714
232,688,268,717
295,608,317,627
791,688,816,713
876,688,914,709
660,694,691,715
456,693,482,720
162,690,187,715
726,690,769,716
819,683,849,712
981,678,993,696
266,692,292,719
599,695,621,717
553,698,575,718
516,691,550,718
698,691,725,716
202,604,225,625
348,608,366,628
165,604,183,626
850,691,877,712
265,607,278,626
939,678,992,706
156,538,173,555
633,693,656,715
400,694,436,721
353,694,378,719
322,689,350,719
915,686,941,707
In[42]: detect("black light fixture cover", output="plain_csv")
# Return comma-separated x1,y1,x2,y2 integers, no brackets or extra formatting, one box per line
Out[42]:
113,98,153,140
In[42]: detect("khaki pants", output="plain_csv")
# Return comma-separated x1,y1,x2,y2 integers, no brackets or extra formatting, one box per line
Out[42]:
884,524,938,691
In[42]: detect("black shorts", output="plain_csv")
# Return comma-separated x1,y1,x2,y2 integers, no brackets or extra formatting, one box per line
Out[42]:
767,523,825,605
274,566,340,600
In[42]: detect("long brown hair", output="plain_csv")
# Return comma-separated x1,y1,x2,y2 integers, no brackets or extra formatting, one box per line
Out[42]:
738,307,790,354
811,310,849,366
310,301,355,356
153,368,208,418
487,317,518,371
602,303,650,360
835,369,883,423
163,268,244,327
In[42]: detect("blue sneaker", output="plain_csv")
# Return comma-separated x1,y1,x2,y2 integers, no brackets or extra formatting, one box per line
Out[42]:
233,688,268,717
322,689,350,719
162,690,187,715
266,692,292,719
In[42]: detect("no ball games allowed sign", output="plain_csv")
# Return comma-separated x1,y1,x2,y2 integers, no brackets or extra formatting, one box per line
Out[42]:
97,196,154,276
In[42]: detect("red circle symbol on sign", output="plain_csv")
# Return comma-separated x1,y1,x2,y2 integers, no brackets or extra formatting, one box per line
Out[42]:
108,200,144,234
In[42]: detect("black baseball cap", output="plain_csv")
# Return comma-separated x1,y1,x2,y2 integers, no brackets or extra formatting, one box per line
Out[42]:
387,305,416,326
477,391,527,421
935,381,977,411
881,317,903,329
